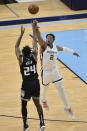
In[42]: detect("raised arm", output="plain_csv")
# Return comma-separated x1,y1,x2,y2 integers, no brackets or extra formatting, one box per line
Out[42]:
34,21,47,53
32,20,38,61
15,26,25,64
56,45,80,57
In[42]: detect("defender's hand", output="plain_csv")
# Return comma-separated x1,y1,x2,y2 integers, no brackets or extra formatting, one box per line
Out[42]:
32,20,37,28
32,20,39,29
73,52,80,57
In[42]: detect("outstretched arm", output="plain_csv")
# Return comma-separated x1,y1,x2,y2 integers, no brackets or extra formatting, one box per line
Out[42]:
56,45,80,57
15,26,25,64
32,20,38,61
34,21,47,53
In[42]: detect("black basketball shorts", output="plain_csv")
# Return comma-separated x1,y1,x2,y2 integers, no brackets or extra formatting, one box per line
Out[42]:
21,79,40,101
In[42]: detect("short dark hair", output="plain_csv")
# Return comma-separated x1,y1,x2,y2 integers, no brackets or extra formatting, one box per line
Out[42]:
46,33,55,41
22,46,32,57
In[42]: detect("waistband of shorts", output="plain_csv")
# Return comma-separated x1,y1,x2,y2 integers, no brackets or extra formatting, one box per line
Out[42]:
23,78,38,82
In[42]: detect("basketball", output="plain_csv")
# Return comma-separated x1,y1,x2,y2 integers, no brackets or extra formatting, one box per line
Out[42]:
28,4,39,14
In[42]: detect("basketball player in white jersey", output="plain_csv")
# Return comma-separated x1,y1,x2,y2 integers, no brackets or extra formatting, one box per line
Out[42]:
34,21,80,119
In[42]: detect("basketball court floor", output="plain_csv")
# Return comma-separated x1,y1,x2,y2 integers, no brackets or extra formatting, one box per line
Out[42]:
0,0,87,131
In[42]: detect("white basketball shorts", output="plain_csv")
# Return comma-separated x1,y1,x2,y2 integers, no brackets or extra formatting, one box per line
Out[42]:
41,67,62,85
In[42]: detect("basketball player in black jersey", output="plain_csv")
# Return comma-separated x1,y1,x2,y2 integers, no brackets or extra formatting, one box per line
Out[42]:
15,21,45,131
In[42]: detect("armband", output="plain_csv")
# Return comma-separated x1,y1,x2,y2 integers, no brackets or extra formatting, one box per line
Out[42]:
63,47,74,54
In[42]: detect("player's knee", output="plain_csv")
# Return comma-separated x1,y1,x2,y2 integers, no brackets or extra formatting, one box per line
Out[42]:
55,80,63,89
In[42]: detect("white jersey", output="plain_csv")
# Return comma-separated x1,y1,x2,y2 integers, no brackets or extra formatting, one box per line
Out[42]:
40,44,58,71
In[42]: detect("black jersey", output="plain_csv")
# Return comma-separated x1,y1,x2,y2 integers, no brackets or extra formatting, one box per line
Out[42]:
20,54,38,81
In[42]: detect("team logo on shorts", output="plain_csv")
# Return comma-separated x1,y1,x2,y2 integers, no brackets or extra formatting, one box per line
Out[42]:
21,89,25,97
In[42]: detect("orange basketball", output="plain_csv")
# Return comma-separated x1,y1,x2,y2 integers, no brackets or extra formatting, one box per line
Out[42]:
28,4,39,14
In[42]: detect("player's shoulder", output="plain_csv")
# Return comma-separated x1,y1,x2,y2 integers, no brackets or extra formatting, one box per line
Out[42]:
30,53,37,63
53,44,57,48
30,53,35,58
53,44,58,50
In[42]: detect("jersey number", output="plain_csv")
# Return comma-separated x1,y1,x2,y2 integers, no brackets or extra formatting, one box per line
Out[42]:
50,55,54,60
24,65,36,76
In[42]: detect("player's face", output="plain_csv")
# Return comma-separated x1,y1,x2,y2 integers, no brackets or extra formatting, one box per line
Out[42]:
46,35,54,48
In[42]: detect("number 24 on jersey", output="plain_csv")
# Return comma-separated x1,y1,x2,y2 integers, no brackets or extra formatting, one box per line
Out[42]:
24,65,36,76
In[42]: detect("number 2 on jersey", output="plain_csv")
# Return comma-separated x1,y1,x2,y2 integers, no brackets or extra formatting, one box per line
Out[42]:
50,54,54,60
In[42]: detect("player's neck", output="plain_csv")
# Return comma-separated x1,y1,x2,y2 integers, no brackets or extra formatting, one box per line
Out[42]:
47,44,53,48
24,54,31,59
